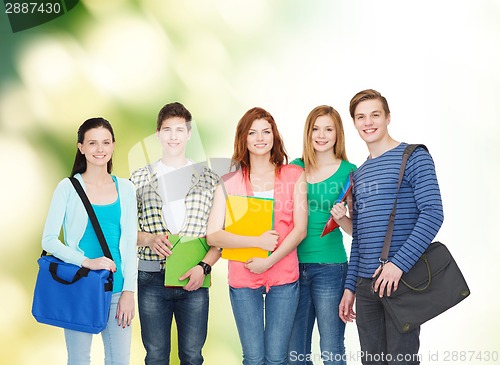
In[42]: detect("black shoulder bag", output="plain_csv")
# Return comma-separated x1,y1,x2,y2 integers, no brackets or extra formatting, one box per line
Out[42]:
379,144,470,334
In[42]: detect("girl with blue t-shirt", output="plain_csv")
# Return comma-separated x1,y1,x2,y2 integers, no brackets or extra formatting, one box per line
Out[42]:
289,106,356,365
41,117,137,365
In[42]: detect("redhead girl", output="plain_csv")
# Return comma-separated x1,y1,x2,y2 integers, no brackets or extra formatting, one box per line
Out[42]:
207,107,307,365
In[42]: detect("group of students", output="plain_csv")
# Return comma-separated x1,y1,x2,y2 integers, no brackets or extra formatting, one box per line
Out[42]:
41,88,443,365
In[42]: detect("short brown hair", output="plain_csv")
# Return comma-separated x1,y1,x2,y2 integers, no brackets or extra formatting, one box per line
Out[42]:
302,105,348,172
156,102,192,131
349,89,390,119
231,107,288,176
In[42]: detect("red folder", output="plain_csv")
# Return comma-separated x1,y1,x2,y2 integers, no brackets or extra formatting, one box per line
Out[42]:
320,173,353,237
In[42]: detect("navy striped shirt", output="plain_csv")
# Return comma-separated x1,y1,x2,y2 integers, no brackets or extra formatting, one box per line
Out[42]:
345,143,444,292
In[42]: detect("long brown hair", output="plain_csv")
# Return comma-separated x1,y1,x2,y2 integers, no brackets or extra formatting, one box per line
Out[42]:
301,105,348,172
230,107,288,176
70,117,115,177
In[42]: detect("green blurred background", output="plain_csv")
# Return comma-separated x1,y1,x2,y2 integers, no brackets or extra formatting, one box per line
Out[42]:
1,0,499,364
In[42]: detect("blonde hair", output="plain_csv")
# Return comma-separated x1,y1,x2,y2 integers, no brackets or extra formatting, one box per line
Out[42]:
302,105,348,172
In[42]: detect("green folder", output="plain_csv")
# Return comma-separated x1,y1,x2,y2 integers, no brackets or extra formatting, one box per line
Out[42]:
164,235,211,288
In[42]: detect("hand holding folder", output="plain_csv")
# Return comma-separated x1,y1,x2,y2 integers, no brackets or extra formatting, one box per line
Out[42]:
321,173,353,237
164,235,211,288
221,195,274,262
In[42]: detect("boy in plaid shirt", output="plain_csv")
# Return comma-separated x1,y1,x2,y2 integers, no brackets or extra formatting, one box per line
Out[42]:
130,102,220,365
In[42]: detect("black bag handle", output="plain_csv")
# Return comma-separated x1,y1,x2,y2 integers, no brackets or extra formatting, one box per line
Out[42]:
49,261,90,285
401,253,432,291
380,144,428,263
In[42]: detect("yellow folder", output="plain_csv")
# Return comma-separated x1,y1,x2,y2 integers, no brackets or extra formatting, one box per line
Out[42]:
221,195,274,262
164,235,211,288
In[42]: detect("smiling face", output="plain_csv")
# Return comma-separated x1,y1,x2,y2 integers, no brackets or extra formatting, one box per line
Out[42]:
353,98,391,144
246,118,274,157
78,127,114,168
312,114,337,153
157,116,192,157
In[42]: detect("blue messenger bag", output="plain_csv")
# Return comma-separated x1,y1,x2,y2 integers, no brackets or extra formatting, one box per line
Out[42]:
32,177,114,334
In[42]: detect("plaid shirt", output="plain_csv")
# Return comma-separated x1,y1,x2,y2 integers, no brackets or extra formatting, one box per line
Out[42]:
130,161,220,266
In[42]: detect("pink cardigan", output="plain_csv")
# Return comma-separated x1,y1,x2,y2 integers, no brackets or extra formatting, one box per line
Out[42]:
222,164,302,290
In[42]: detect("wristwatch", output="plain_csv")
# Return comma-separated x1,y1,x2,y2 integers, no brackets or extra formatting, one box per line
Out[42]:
197,261,212,275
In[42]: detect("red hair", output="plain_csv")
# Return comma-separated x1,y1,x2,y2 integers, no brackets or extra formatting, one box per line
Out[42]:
231,107,288,176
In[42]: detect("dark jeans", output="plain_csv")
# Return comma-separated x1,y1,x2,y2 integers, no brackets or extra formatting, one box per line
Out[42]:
138,270,209,365
356,277,421,365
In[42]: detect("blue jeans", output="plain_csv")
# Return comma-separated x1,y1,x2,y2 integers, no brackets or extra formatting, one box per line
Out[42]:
65,292,132,365
138,270,209,365
288,263,347,365
355,277,420,365
230,281,299,365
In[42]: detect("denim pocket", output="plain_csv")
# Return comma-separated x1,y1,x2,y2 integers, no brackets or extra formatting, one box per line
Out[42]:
137,270,156,285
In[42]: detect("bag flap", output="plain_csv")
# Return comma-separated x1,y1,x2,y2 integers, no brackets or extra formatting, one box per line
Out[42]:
393,242,451,295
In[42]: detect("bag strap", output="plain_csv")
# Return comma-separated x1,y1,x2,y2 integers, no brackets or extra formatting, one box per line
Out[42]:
68,177,113,260
379,144,428,263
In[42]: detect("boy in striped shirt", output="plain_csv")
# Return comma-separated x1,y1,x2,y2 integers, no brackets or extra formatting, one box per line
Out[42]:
339,89,443,364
